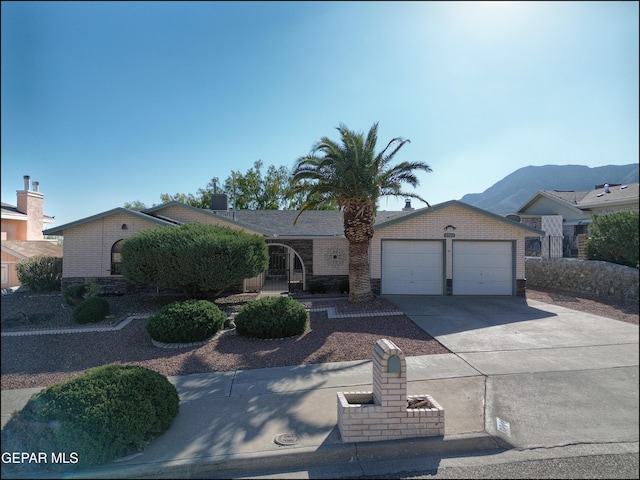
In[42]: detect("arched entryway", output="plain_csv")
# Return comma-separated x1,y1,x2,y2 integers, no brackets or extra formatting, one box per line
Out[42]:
263,244,305,294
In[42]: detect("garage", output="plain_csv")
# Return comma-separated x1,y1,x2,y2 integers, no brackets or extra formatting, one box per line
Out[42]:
381,240,444,295
452,241,513,295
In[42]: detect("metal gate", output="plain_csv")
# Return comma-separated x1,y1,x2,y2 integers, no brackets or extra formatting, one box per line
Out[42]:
264,246,289,293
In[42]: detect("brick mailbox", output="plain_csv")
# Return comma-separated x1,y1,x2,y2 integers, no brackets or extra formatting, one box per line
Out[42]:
337,338,445,443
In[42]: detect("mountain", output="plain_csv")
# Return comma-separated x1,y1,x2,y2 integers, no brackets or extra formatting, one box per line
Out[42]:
459,164,639,214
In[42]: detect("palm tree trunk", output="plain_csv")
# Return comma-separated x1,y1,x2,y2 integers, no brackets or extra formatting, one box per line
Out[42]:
348,240,374,302
343,198,376,302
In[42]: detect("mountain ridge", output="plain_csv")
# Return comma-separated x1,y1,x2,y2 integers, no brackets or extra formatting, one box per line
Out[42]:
459,164,639,214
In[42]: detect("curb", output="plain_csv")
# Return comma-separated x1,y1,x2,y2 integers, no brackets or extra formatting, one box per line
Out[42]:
2,433,501,479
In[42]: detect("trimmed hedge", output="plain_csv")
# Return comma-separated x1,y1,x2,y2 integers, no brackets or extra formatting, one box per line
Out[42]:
234,296,309,339
73,296,110,324
145,299,226,343
120,223,269,298
0,365,179,472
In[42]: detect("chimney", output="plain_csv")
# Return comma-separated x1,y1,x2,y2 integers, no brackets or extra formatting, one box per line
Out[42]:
604,184,610,193
16,174,45,240
402,199,415,212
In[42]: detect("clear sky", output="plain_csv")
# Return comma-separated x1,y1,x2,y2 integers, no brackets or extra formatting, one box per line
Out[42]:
2,1,638,228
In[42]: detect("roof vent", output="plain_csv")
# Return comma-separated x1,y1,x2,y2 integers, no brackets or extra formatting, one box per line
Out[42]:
604,184,610,193
402,199,414,212
506,214,521,223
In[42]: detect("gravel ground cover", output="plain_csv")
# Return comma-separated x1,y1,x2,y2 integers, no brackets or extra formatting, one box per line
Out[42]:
1,288,637,390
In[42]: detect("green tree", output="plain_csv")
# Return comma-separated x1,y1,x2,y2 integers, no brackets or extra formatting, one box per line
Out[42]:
224,160,290,209
291,122,432,302
121,224,269,297
586,211,639,268
123,200,149,211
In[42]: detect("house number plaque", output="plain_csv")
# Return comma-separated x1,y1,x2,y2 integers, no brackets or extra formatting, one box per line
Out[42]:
444,233,455,238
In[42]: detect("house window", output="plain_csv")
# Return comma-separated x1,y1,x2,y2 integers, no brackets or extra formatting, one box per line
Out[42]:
111,240,124,275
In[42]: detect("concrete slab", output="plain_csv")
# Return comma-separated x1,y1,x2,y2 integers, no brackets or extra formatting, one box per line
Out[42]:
485,366,640,449
459,343,640,375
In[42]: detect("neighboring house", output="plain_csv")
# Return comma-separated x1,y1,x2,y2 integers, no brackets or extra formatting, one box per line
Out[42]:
515,182,639,258
43,196,543,297
1,175,62,288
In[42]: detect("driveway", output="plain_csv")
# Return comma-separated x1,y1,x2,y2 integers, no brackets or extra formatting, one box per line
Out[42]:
384,295,639,449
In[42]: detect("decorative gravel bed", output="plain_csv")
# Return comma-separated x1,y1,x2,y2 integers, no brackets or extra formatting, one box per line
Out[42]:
1,288,637,390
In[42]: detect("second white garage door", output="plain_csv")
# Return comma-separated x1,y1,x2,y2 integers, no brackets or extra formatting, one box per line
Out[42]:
453,241,513,295
381,240,444,295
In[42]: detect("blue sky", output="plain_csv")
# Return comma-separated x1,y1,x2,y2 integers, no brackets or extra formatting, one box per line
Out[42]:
2,1,638,228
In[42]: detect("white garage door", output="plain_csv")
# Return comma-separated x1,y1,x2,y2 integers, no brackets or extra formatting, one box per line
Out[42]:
381,240,443,295
453,241,513,295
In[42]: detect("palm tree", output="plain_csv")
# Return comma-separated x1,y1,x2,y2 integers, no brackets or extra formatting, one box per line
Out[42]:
291,122,432,302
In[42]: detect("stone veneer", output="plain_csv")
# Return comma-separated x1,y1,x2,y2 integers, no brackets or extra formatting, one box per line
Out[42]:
337,339,445,443
525,257,639,302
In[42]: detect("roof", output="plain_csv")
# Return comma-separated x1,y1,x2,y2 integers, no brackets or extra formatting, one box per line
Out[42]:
517,182,639,214
41,200,544,239
578,182,639,208
1,202,55,223
376,200,545,236
42,207,178,236
1,240,63,259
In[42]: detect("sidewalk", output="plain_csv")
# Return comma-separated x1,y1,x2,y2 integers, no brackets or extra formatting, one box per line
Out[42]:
1,296,638,478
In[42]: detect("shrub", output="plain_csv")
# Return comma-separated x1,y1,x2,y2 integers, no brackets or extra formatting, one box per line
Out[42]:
586,211,639,268
234,296,308,339
307,281,326,294
0,365,179,472
15,255,62,293
73,296,110,324
121,223,269,298
145,299,226,343
64,281,100,306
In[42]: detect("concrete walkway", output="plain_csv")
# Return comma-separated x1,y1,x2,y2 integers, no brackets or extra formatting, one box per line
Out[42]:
1,296,638,479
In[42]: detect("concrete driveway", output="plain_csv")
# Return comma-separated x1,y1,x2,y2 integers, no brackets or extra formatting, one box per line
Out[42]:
384,295,639,449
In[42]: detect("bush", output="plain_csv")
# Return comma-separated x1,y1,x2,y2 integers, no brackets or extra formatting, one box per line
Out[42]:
234,296,308,339
586,211,639,268
15,255,62,293
64,281,100,306
307,281,326,294
145,299,226,343
121,223,269,298
0,365,179,472
73,296,110,324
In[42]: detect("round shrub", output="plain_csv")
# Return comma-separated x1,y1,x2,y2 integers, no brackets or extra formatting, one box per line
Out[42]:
64,284,88,306
145,299,226,343
234,296,309,339
72,296,110,324
0,365,179,472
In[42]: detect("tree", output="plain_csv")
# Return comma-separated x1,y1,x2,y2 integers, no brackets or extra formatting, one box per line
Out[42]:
223,160,290,209
586,211,639,268
121,224,269,298
291,122,432,302
123,200,149,210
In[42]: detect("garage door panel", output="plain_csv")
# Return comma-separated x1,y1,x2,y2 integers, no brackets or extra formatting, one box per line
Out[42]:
382,241,443,295
453,242,513,295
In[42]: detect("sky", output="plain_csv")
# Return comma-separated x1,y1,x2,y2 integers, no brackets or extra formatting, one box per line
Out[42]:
2,1,638,229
